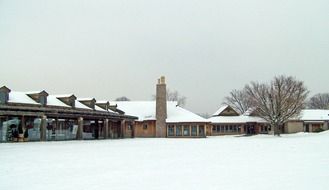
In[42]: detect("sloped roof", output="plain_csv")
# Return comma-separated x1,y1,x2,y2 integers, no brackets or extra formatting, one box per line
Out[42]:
113,101,155,121
212,105,229,116
75,100,92,110
94,105,116,113
96,100,109,104
25,90,49,96
208,115,267,124
166,103,208,123
47,95,71,107
113,101,208,123
8,91,40,105
296,109,329,121
212,105,239,116
209,109,329,124
77,98,96,102
243,107,257,116
55,94,76,99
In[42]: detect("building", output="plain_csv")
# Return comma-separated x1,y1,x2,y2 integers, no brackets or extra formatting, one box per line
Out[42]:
112,76,210,138
209,105,329,135
113,101,209,138
208,105,269,135
284,109,329,133
0,86,137,143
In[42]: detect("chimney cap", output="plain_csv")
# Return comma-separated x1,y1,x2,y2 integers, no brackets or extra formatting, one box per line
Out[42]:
158,76,166,84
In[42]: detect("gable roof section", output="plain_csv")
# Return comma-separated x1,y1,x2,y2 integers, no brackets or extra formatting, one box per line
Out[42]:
243,107,258,116
212,105,239,116
113,101,208,123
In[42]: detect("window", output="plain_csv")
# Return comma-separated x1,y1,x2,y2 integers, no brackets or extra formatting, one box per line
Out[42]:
220,126,224,132
143,124,148,130
176,125,182,136
40,96,47,106
168,125,174,136
0,92,6,103
127,124,132,130
183,125,190,136
212,126,217,131
191,125,197,136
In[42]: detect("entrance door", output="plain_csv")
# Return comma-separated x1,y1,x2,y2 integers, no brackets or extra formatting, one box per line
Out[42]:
198,125,205,137
305,124,309,132
245,124,255,135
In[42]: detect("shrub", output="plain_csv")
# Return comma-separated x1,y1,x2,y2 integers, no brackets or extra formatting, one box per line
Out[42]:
313,127,325,133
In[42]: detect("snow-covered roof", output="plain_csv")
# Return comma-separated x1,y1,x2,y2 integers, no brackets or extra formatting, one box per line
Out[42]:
208,115,267,124
8,91,40,105
243,107,257,116
209,109,329,124
47,95,71,107
113,101,208,123
166,103,209,123
55,94,76,98
77,98,95,101
113,101,155,121
95,105,106,112
96,100,109,104
212,105,229,116
75,100,92,110
95,105,117,113
296,110,329,121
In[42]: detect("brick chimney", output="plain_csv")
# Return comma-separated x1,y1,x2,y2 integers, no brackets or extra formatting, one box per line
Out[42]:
156,76,167,137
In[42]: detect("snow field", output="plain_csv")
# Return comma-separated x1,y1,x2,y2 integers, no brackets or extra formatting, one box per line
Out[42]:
0,132,328,190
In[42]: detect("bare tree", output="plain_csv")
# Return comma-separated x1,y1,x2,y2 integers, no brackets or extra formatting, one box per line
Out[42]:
245,75,308,136
166,89,186,106
115,96,130,101
307,93,329,109
224,88,252,114
152,88,186,107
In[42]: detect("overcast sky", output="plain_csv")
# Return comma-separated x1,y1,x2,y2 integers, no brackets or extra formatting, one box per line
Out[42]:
0,0,328,114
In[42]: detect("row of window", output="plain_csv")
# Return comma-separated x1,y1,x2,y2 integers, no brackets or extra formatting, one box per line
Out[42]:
212,125,241,133
167,125,205,136
213,125,270,133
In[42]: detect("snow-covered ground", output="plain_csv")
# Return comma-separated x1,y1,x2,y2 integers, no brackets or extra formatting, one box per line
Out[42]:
1,132,328,190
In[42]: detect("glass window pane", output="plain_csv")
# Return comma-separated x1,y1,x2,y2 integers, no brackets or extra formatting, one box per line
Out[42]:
191,125,197,136
176,125,182,136
183,125,190,136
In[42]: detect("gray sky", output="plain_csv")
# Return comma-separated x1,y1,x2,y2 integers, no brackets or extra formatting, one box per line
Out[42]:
0,0,328,114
